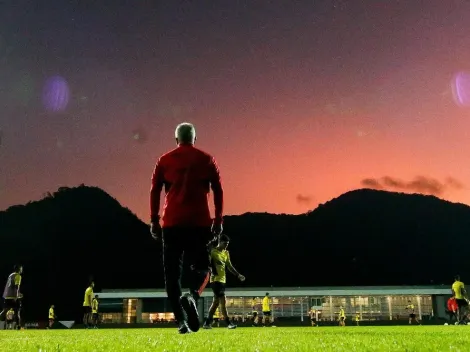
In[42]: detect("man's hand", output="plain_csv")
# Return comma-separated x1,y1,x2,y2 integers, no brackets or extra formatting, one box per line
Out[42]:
238,274,245,282
150,221,162,240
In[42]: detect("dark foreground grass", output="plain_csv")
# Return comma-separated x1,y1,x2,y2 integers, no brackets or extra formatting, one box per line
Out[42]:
0,326,469,352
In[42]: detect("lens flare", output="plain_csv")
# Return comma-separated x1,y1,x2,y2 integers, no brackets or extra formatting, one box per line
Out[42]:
42,76,70,112
452,72,470,107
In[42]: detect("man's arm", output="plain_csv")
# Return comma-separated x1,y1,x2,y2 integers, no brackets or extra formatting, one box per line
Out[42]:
226,253,243,279
15,274,22,299
209,157,224,225
150,159,164,223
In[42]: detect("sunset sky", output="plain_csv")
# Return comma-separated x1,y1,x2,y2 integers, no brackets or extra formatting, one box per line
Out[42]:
1,0,470,221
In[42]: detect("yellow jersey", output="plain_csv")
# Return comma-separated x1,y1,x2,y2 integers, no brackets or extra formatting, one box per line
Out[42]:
214,308,220,319
406,304,415,313
83,286,93,307
339,309,345,318
453,280,465,299
355,314,360,322
262,296,271,312
3,273,22,299
92,298,99,313
210,248,231,284
6,309,14,320
49,308,55,319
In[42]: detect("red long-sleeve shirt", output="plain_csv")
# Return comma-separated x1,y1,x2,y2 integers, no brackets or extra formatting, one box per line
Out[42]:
150,144,223,228
447,297,458,312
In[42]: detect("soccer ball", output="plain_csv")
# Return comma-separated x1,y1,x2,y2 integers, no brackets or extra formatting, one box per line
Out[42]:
444,323,449,325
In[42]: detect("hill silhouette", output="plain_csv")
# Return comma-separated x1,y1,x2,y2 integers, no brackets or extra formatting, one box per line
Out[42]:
1,186,467,320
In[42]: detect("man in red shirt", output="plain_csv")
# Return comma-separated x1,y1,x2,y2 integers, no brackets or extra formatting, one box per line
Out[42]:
150,122,224,334
447,296,458,324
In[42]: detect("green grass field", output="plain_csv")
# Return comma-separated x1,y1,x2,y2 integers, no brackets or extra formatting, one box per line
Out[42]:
0,326,469,352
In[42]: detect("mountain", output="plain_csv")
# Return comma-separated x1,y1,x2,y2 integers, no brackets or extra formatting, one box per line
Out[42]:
0,185,158,321
1,186,468,320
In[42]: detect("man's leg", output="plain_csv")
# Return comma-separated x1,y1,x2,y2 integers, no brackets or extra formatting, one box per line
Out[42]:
203,296,220,328
185,227,212,301
182,227,212,332
219,296,235,329
162,228,186,332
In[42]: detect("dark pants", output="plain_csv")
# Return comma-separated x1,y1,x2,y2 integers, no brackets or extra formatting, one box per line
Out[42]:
162,227,212,323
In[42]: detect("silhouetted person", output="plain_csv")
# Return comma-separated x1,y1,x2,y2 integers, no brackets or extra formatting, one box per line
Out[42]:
0,265,23,329
452,275,468,324
48,305,56,329
150,122,224,334
83,281,94,329
92,295,99,328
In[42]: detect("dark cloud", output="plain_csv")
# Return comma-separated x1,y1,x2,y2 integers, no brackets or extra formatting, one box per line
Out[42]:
296,194,313,204
361,178,383,189
360,176,465,196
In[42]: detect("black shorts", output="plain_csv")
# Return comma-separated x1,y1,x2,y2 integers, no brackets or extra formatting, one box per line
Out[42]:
6,319,13,324
263,311,271,316
456,299,468,308
92,313,99,320
162,227,212,275
340,316,345,321
252,311,258,317
3,299,18,311
409,313,416,318
83,306,92,314
211,282,226,297
310,317,316,322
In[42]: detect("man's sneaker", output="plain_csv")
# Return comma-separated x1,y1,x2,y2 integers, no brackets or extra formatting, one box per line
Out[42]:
180,293,200,332
227,323,237,329
178,321,190,334
202,323,212,329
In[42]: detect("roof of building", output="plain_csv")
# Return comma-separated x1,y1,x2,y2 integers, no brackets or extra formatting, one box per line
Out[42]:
99,285,451,299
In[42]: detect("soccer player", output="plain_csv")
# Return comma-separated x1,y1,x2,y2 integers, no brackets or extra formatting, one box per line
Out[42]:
309,307,317,326
92,295,99,328
447,296,458,325
452,275,468,324
48,305,56,329
405,300,420,325
83,281,94,329
355,312,360,326
338,306,346,326
213,307,220,327
0,265,23,329
252,297,259,326
5,308,14,330
203,234,245,330
262,293,274,327
150,122,224,334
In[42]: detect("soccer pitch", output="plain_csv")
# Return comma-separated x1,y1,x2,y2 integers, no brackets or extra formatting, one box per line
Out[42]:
1,326,470,352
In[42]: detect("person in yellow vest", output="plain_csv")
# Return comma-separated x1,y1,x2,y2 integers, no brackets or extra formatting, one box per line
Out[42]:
83,281,94,329
338,306,346,326
452,275,468,324
48,305,56,329
5,308,15,330
203,234,245,330
355,312,360,326
92,295,99,329
405,300,420,325
213,307,221,327
0,265,23,330
309,307,317,327
262,293,276,327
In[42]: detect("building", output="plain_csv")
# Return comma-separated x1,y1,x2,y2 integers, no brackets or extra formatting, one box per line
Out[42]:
97,286,451,324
